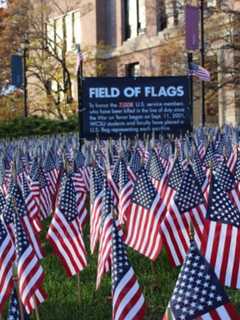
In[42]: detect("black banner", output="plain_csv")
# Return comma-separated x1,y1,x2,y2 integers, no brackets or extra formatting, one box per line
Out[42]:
80,76,192,138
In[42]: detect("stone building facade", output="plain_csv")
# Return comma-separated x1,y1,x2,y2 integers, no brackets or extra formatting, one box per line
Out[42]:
36,0,240,126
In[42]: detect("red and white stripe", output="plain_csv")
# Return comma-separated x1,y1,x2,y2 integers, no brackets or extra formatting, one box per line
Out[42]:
160,200,191,267
90,192,103,254
0,228,14,312
96,213,113,289
17,246,46,314
124,193,166,261
200,220,240,288
47,208,87,277
112,268,145,320
118,180,133,225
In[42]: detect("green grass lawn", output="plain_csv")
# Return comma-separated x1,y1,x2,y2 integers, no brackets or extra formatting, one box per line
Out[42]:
33,220,240,320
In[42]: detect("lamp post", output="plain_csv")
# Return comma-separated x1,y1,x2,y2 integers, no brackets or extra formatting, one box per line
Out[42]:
76,44,83,147
20,36,29,118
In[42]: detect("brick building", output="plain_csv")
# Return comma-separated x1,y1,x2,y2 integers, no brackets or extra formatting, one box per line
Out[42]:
32,0,240,126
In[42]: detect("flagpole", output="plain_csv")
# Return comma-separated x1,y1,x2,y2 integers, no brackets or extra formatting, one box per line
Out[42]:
76,44,83,148
187,52,193,131
200,0,206,126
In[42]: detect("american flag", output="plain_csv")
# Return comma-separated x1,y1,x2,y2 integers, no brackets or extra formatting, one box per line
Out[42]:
147,149,167,197
163,157,183,210
189,62,210,81
89,166,104,254
200,174,240,288
118,159,133,225
112,220,145,320
43,151,59,199
96,179,113,289
128,150,142,182
21,174,41,234
11,182,43,260
124,168,166,261
0,220,14,313
14,214,47,314
214,159,240,211
192,150,208,194
203,142,218,169
30,165,51,219
161,165,206,266
163,241,239,320
7,287,30,320
47,174,87,277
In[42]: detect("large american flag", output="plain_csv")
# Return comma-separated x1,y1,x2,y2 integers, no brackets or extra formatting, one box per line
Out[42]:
14,214,47,314
112,220,145,320
189,62,210,81
47,174,87,277
0,220,14,313
163,241,239,320
200,174,240,288
124,168,166,261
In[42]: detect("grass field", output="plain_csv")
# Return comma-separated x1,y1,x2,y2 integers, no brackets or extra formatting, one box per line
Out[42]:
32,220,240,320
3,219,240,319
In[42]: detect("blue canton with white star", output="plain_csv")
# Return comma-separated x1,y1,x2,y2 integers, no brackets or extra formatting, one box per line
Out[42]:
112,220,130,291
170,241,229,320
174,165,205,214
90,166,103,203
119,159,129,190
148,150,164,181
168,158,183,190
207,174,240,227
215,160,235,192
131,168,157,209
59,175,78,223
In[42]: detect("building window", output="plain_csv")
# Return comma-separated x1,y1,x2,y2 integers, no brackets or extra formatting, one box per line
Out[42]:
157,0,167,31
126,63,140,77
124,0,146,40
47,10,81,54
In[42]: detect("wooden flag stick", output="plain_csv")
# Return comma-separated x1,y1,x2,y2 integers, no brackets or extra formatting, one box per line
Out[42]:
33,295,40,320
77,273,81,305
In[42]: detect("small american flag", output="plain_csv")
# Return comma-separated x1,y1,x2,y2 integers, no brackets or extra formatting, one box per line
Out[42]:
161,165,206,266
189,62,210,81
112,220,145,320
96,179,113,289
125,168,166,260
118,159,133,224
201,174,240,288
163,241,239,319
14,214,47,314
0,220,14,313
89,166,104,254
47,174,87,277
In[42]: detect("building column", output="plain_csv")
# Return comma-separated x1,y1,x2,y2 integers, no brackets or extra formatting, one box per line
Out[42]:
116,0,125,47
217,47,238,126
145,0,158,36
